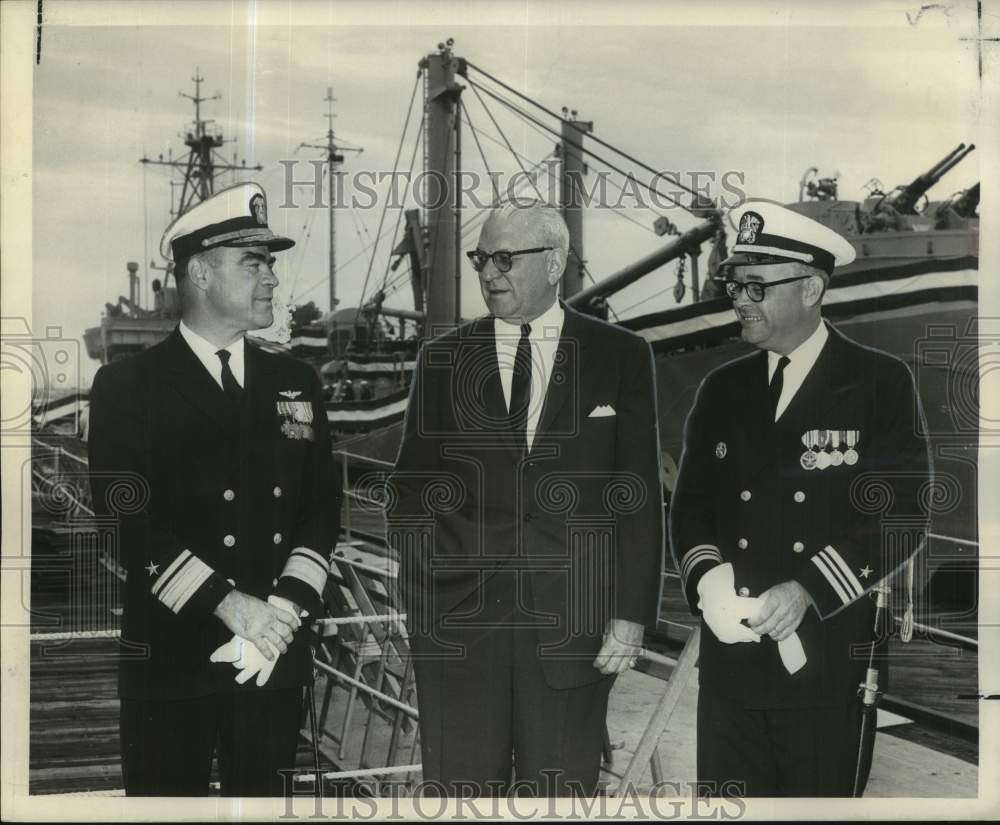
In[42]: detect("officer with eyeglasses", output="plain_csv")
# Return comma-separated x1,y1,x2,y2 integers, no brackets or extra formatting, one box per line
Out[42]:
670,199,930,796
387,200,663,797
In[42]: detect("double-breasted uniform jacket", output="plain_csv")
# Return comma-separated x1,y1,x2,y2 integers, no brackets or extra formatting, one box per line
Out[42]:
387,304,664,689
670,323,931,708
88,329,340,700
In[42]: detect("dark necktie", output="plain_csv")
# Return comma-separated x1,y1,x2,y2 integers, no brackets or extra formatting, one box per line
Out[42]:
509,323,532,453
769,355,790,421
216,349,243,407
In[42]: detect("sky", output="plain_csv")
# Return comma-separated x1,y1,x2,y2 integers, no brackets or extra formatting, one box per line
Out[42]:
27,0,986,385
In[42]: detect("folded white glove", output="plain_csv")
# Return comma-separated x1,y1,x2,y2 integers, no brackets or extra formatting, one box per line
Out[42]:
697,564,761,644
209,595,304,686
210,634,280,686
730,593,808,675
776,631,806,674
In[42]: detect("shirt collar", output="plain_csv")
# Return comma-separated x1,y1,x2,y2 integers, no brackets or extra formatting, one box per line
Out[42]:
494,299,565,341
768,319,828,375
179,320,244,361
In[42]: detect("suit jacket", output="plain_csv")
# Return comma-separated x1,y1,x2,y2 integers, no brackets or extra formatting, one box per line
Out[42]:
670,322,931,708
88,328,340,700
386,304,664,689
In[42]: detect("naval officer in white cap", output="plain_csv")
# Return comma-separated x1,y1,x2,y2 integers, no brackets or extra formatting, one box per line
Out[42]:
88,182,340,796
670,199,931,796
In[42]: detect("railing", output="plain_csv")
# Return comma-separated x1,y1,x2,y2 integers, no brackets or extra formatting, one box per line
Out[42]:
27,439,983,792
334,449,394,542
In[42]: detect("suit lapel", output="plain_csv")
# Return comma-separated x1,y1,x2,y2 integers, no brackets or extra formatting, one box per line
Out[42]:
747,323,854,482
244,341,279,440
534,305,585,443
739,351,777,479
162,328,234,432
778,323,855,429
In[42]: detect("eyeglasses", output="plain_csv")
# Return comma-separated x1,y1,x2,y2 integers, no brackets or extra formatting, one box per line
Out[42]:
466,247,553,274
723,274,811,303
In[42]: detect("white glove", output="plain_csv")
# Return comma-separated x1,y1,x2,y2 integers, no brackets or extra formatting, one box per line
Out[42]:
210,634,280,686
776,631,806,674
697,564,761,644
738,595,808,675
209,595,304,686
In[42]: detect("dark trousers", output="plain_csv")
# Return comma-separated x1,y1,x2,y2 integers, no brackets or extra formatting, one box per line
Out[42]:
411,571,614,797
120,687,303,796
697,690,870,797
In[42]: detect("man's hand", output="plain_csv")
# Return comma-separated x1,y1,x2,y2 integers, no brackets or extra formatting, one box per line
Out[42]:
593,618,644,675
212,590,300,660
748,581,811,641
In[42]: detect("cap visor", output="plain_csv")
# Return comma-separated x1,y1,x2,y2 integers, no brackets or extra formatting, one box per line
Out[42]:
719,251,799,268
223,231,295,252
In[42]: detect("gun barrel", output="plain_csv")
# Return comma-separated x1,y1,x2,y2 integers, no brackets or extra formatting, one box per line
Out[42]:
931,144,975,183
893,144,975,213
925,143,966,180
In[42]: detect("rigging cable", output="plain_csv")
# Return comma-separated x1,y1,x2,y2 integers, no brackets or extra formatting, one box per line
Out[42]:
466,60,707,206
353,71,423,325
461,99,501,205
468,80,618,322
469,77,696,220
378,114,427,297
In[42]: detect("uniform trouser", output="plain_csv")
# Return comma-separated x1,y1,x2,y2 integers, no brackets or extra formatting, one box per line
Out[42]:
120,687,303,796
696,690,871,797
410,570,614,797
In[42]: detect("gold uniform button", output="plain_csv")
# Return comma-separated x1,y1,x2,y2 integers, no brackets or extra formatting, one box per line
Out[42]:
273,532,283,544
272,578,279,587
740,490,752,502
223,534,236,548
738,586,750,597
737,538,749,550
793,541,805,553
273,486,283,498
223,489,235,501
793,491,805,503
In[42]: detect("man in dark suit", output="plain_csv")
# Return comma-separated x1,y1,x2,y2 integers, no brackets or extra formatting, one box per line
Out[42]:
88,182,340,796
670,200,931,796
387,201,663,797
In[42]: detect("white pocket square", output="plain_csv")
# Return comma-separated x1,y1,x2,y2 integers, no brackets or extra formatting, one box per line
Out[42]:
588,404,616,418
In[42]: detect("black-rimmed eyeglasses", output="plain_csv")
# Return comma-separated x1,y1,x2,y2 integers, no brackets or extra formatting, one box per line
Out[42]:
723,274,811,303
466,247,553,274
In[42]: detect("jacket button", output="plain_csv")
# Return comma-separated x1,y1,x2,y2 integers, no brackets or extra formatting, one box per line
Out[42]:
793,541,805,553
740,490,751,502
737,538,749,550
223,534,236,548
273,486,283,498
738,586,750,597
272,578,279,587
223,489,235,502
273,532,283,544
793,491,805,503
226,578,236,586
523,513,534,523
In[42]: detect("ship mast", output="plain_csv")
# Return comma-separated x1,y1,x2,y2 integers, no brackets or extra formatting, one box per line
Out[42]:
421,40,464,334
140,70,262,220
559,109,592,299
300,88,363,311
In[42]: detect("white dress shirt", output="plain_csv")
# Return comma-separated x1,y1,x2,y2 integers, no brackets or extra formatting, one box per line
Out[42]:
179,321,245,390
494,300,565,451
768,320,828,421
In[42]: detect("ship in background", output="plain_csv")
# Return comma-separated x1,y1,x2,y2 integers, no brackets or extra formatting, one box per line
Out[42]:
47,43,980,612
28,39,980,796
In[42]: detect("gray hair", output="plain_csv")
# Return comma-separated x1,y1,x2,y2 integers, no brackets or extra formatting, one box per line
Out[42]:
489,199,570,258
